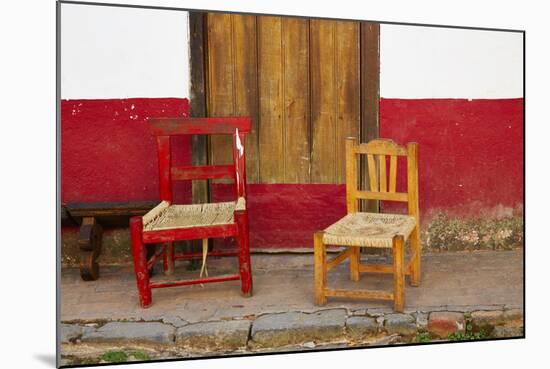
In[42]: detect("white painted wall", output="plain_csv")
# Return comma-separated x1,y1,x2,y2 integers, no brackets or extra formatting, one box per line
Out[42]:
380,24,523,99
61,3,190,99
61,3,522,100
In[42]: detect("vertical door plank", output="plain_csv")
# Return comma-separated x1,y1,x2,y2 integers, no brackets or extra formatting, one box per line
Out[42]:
311,20,360,184
335,21,361,183
232,15,259,183
207,13,234,170
206,13,376,188
360,22,380,210
283,17,310,183
310,19,337,183
207,14,259,183
189,12,210,204
258,16,285,183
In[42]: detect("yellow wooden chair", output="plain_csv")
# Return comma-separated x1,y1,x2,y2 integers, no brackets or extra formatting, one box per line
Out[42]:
313,138,421,312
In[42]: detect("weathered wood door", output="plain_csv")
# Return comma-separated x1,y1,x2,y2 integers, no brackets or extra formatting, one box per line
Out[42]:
202,13,379,186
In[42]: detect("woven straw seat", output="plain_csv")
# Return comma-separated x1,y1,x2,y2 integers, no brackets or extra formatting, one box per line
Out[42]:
143,198,246,232
323,212,416,248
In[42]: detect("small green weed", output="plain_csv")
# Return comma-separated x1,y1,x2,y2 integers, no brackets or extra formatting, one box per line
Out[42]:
101,351,129,363
448,331,488,341
414,332,432,343
448,323,489,341
130,351,151,361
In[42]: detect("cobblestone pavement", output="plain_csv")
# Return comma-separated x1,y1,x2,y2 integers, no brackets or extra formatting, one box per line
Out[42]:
61,250,523,323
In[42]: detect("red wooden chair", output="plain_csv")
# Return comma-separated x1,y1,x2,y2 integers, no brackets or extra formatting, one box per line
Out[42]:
130,117,253,308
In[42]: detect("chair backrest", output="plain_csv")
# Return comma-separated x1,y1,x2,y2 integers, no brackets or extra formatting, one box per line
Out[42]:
345,138,419,219
147,117,252,203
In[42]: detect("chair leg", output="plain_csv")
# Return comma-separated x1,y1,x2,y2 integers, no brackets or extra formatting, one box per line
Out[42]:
409,228,422,286
235,210,253,297
392,235,405,312
350,247,360,281
163,242,175,276
314,231,327,306
130,216,152,308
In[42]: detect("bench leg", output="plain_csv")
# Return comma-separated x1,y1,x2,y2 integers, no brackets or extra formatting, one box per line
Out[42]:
350,247,360,281
163,242,175,276
130,216,152,308
393,235,405,312
409,227,422,286
235,210,253,297
78,217,103,281
314,231,327,306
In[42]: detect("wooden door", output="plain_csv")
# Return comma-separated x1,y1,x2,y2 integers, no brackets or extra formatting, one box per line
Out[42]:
202,13,379,185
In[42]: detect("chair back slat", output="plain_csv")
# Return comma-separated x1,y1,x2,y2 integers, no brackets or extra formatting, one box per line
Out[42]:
156,136,172,202
407,143,420,223
149,117,250,202
367,154,378,192
378,155,387,193
171,165,234,181
233,132,247,199
355,191,408,202
149,117,252,136
345,139,359,212
356,139,408,156
389,155,398,193
345,137,419,216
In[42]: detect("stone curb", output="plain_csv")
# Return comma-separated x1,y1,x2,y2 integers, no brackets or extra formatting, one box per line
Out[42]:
249,309,347,349
61,307,524,358
176,320,251,351
81,322,175,345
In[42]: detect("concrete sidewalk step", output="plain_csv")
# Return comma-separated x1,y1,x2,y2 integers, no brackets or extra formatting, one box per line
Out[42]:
61,250,523,322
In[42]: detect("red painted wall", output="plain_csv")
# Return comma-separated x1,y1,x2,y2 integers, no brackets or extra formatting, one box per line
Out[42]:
61,98,348,249
61,98,191,204
61,97,523,249
212,184,347,249
379,98,524,219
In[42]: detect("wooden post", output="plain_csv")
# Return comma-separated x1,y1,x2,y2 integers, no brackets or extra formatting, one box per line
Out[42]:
234,210,253,296
314,231,327,305
360,22,380,212
156,136,172,203
346,138,361,281
409,228,421,286
350,248,360,282
233,132,247,199
392,235,405,312
163,242,175,276
407,142,421,286
78,216,102,281
130,216,152,308
189,11,209,204
188,12,211,263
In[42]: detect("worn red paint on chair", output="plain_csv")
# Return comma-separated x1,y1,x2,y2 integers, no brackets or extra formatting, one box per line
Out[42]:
130,117,253,308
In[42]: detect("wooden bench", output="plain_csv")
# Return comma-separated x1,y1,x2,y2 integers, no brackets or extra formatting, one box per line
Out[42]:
63,201,157,281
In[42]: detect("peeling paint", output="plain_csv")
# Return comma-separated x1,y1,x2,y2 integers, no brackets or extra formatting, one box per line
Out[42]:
235,128,244,157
